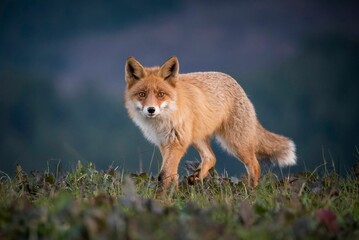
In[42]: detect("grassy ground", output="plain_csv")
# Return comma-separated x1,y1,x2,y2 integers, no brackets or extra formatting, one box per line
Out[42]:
0,161,358,239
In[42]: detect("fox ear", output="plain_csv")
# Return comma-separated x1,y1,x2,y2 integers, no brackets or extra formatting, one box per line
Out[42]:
125,57,145,85
159,56,179,82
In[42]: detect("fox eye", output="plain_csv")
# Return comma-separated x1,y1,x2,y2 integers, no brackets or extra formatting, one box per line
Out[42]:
138,91,146,98
158,92,165,98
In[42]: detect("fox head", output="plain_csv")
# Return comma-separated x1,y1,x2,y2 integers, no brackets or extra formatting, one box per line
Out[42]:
125,56,179,119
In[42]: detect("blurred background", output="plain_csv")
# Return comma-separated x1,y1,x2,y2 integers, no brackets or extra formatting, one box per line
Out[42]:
1,0,358,177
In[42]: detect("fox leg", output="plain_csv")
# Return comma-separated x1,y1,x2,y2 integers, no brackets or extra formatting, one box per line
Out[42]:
158,143,186,192
216,124,260,187
234,146,260,187
188,139,216,185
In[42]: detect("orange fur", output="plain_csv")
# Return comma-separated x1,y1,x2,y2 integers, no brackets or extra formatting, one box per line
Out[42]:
125,56,296,192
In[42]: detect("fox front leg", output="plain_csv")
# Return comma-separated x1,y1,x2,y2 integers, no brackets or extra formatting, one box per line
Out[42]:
157,144,186,194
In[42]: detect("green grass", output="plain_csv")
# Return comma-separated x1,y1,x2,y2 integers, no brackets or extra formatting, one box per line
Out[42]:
0,161,358,239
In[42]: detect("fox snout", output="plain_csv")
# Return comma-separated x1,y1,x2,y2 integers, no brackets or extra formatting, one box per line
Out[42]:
144,106,159,118
134,100,176,119
147,107,156,114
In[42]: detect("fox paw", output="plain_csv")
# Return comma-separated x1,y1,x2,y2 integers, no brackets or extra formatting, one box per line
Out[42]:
187,169,201,185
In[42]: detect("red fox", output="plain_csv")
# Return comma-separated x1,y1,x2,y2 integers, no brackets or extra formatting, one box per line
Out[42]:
125,56,296,191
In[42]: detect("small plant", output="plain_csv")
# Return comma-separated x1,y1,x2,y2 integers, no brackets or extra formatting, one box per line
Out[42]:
0,161,358,239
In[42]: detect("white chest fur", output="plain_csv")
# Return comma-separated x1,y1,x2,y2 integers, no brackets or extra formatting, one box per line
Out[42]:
133,114,178,146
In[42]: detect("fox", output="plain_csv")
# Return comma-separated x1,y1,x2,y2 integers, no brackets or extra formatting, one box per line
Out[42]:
124,56,296,192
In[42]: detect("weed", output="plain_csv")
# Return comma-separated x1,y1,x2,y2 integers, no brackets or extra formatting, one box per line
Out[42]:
0,161,358,239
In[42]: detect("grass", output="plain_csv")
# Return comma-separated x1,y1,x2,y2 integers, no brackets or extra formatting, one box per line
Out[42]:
0,160,358,239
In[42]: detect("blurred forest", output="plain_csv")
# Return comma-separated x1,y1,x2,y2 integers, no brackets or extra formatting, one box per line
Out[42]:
0,0,358,176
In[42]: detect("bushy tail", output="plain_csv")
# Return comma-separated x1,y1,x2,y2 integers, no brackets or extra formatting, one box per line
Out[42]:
256,123,296,167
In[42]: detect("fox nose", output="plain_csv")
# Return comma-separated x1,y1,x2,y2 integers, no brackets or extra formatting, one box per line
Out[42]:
147,107,156,114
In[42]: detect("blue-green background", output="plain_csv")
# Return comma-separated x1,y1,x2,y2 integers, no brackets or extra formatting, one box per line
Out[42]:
1,0,358,176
